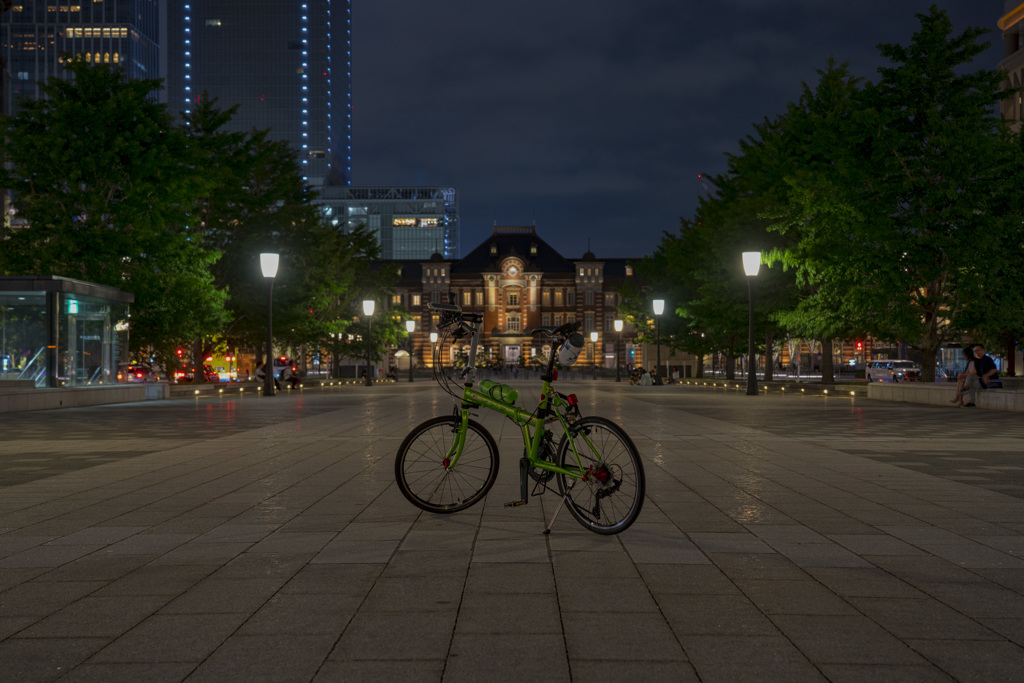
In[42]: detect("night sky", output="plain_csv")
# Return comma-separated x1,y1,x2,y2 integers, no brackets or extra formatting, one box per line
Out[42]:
352,1,1004,260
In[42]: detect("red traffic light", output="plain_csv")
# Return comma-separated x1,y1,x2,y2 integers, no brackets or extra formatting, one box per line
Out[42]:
855,341,863,351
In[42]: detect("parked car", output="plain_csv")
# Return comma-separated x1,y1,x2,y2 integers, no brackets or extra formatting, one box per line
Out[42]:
173,364,220,383
866,360,921,382
117,363,158,383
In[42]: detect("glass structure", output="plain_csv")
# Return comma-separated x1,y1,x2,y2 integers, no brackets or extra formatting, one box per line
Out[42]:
167,0,352,187
0,277,132,388
317,186,460,260
0,0,162,116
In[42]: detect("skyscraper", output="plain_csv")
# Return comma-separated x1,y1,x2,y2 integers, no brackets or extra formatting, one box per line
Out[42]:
0,0,163,116
166,1,352,186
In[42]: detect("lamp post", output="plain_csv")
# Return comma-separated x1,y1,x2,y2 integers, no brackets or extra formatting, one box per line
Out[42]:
743,251,761,396
590,331,598,380
260,253,279,396
614,319,623,382
363,299,375,386
406,319,416,382
652,299,665,385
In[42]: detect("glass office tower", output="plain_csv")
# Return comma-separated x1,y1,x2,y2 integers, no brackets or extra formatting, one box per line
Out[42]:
166,1,352,187
0,0,163,116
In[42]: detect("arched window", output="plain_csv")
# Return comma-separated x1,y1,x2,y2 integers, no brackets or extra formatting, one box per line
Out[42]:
507,313,521,333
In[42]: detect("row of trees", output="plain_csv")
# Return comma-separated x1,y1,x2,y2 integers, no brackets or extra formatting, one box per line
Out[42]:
0,59,402,375
623,7,1024,382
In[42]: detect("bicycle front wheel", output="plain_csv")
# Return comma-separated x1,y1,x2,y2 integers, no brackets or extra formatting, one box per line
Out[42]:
556,417,645,534
395,416,499,513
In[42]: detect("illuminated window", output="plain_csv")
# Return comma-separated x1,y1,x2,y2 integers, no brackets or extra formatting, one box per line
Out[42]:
542,314,550,327
508,292,518,306
206,19,222,26
554,290,563,306
554,314,563,326
412,294,421,307
391,294,402,306
625,266,633,276
507,314,521,333
462,292,471,306
490,244,497,255
421,218,438,227
542,290,551,306
393,218,416,226
530,244,538,255
475,291,483,306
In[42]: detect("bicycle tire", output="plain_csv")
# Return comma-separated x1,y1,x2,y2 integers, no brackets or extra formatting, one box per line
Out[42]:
395,416,499,513
555,416,645,534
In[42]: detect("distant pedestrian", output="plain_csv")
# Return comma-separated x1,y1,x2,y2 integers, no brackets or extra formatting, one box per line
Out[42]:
640,369,653,386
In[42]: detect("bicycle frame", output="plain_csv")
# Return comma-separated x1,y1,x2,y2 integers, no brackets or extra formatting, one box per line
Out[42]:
443,321,591,479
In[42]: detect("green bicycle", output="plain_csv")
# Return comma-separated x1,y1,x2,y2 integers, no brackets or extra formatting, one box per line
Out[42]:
394,303,645,535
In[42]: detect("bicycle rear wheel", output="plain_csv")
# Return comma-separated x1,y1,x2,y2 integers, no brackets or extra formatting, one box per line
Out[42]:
395,416,499,513
556,417,645,534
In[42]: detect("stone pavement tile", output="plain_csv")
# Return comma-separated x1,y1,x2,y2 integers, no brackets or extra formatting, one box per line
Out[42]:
237,593,363,635
801,518,881,536
817,664,954,682
710,553,811,581
472,538,549,563
59,662,197,683
975,567,1024,592
978,618,1024,647
570,660,699,682
0,567,48,592
0,535,54,559
878,525,966,545
94,565,218,597
159,578,281,616
770,614,928,665
865,555,988,586
974,535,1024,556
546,529,625,553
0,544,106,569
551,550,639,579
399,530,475,553
47,527,147,546
246,531,335,555
146,517,232,536
336,521,414,541
444,633,569,682
689,533,774,555
0,580,106,617
915,582,1024,619
745,524,830,544
329,610,457,661
279,514,350,533
455,592,562,634
0,637,110,682
149,541,251,566
734,579,857,616
660,594,780,637
105,533,197,555
186,634,336,683
360,576,465,612
314,659,445,682
36,553,157,583
804,567,925,599
557,576,659,613
656,504,747,533
311,538,401,564
769,542,871,568
679,635,823,683
0,615,37,639
905,639,1024,682
848,597,999,640
18,595,168,638
638,564,741,595
563,611,687,662
88,613,246,663
620,524,710,565
209,551,311,581
380,550,471,579
913,541,1024,569
281,564,384,595
828,534,927,556
463,562,555,594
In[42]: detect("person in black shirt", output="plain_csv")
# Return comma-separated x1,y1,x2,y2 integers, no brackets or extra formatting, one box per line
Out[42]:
961,344,1000,407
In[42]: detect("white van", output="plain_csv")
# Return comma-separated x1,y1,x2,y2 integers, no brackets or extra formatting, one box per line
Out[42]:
867,360,921,382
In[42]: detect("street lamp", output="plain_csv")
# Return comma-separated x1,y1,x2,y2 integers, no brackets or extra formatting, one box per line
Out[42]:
363,299,375,386
406,319,416,382
614,319,623,382
743,251,761,396
260,253,279,397
652,299,665,385
590,331,598,380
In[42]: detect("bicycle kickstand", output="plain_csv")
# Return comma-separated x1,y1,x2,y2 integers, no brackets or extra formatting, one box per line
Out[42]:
543,492,570,535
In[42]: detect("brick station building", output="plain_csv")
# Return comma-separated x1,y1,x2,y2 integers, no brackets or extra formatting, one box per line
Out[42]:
387,225,640,372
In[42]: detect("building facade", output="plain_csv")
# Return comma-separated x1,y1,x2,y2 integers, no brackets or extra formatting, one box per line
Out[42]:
1001,1,1024,127
166,0,352,186
387,225,639,372
317,186,459,260
0,0,163,116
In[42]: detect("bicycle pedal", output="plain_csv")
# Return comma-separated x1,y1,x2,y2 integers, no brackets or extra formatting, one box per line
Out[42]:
504,500,527,508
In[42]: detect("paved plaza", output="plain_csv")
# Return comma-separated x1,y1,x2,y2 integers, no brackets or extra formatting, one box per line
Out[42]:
2,382,1024,682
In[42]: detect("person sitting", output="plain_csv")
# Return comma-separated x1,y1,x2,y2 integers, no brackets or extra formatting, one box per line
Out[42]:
958,344,1001,407
951,347,975,407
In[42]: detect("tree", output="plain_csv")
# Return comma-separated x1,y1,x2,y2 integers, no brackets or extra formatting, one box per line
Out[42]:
0,60,227,365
